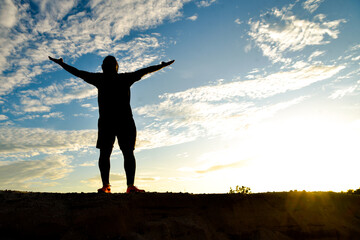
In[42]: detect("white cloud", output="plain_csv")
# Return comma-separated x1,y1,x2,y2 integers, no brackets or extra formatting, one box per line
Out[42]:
88,0,188,40
291,61,308,69
79,161,96,167
352,56,360,61
196,0,216,8
73,113,92,118
329,84,359,99
0,0,18,28
0,127,97,155
0,115,8,121
187,15,198,21
0,155,73,189
81,103,98,111
248,6,345,63
154,65,344,101
350,44,360,51
42,112,64,119
308,50,325,61
19,78,97,113
244,43,252,53
234,18,242,25
0,121,14,126
314,13,326,22
32,0,77,33
303,0,324,13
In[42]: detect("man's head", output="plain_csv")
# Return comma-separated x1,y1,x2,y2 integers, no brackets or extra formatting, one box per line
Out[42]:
102,55,118,74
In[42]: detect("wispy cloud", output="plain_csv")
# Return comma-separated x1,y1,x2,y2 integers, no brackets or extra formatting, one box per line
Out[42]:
19,78,97,113
187,15,198,21
196,0,216,8
151,65,344,101
195,161,247,174
0,155,73,190
329,82,359,99
303,0,324,13
0,115,8,121
42,112,64,119
0,127,97,155
79,161,96,167
308,50,325,61
234,18,242,25
248,4,345,63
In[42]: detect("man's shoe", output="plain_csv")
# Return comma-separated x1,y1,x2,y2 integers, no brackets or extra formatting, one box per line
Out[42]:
126,185,145,193
98,184,111,193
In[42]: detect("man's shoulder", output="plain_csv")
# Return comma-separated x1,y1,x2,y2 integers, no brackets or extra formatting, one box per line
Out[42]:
118,72,141,82
118,71,142,83
118,72,135,77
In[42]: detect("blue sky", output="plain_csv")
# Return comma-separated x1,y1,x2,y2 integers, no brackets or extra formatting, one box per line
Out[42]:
0,0,359,193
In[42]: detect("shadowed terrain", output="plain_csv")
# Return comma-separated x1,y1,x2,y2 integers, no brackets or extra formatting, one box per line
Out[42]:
0,191,359,239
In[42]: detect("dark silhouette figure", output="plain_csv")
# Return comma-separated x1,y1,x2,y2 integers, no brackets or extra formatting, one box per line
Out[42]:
49,56,174,193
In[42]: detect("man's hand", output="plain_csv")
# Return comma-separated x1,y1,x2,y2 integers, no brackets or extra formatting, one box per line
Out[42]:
48,56,63,65
161,60,175,67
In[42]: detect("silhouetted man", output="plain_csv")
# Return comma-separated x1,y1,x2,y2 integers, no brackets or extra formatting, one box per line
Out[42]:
49,55,174,193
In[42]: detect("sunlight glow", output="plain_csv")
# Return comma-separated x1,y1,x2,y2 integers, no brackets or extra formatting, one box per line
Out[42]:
246,116,360,192
184,115,360,193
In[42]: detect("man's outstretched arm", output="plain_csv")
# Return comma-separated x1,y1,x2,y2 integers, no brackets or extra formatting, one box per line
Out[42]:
134,60,175,80
48,56,97,85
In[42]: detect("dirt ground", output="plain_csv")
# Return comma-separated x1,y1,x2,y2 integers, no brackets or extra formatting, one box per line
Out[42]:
0,190,359,240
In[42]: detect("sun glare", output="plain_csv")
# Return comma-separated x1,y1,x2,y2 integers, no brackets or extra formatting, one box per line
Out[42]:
247,116,360,192
178,114,360,193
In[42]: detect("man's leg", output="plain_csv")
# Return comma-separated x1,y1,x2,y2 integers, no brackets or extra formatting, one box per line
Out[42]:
99,147,113,186
122,148,145,193
118,119,144,192
121,148,136,186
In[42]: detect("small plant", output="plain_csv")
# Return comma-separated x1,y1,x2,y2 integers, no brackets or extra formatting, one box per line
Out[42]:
347,189,354,194
229,185,251,194
346,188,360,195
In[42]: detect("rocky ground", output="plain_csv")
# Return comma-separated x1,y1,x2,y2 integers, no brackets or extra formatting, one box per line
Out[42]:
0,190,359,240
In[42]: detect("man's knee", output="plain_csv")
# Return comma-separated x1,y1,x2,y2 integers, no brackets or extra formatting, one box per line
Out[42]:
122,149,134,156
99,147,112,159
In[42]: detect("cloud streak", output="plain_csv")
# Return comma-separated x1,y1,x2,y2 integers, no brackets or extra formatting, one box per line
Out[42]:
19,78,97,113
248,4,345,63
329,82,359,100
0,127,97,155
150,65,344,102
195,161,247,174
196,0,216,8
303,0,324,13
0,115,8,121
0,155,73,189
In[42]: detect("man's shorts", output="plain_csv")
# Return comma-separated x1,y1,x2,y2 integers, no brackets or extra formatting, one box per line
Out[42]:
96,117,136,150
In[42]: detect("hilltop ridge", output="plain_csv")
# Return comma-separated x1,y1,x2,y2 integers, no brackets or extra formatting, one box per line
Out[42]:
1,191,360,240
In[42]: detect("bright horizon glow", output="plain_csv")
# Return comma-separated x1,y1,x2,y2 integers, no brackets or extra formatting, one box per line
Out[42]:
1,0,360,193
